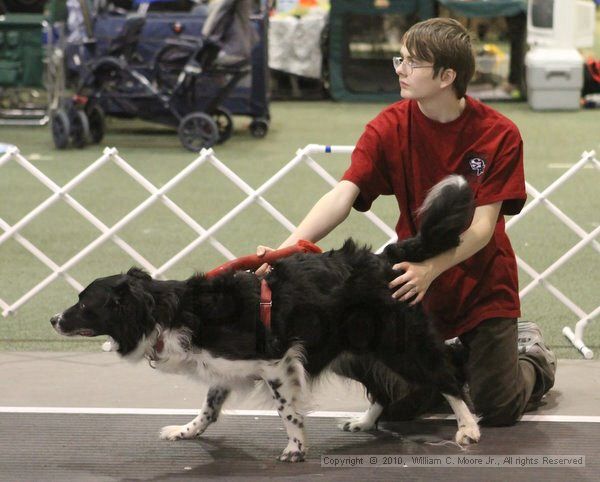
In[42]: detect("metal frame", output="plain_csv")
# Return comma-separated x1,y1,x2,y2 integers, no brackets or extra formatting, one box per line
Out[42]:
1,145,597,358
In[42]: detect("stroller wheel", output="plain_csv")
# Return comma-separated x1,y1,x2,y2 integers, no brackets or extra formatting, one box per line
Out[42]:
71,110,90,149
178,112,219,152
87,105,105,144
212,107,233,144
51,109,71,149
249,118,269,138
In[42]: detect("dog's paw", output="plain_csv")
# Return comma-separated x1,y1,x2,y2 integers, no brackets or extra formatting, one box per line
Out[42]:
455,423,481,445
160,424,200,441
339,417,377,433
277,450,306,463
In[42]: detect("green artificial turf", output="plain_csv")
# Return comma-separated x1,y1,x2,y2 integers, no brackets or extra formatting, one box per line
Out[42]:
0,99,598,358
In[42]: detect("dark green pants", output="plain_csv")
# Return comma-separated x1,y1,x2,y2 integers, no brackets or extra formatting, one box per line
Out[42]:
383,317,542,427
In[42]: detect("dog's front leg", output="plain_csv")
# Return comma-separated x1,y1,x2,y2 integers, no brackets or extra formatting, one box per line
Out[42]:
441,392,480,445
264,376,307,462
160,386,230,441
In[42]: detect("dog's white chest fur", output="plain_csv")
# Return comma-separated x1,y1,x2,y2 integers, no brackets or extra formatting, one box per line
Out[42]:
143,328,267,385
191,351,264,384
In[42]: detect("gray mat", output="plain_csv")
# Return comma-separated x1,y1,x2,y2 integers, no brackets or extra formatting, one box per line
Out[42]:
0,414,596,481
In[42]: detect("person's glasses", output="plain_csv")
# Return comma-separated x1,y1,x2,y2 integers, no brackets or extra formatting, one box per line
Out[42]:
392,56,433,75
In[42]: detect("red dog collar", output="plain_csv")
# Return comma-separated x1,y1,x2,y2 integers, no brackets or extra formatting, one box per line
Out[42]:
147,328,164,369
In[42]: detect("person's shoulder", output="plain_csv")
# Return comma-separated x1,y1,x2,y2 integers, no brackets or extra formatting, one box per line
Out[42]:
467,96,521,136
367,99,410,131
380,99,411,118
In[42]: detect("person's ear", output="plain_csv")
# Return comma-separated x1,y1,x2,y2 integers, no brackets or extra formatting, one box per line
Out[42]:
439,68,457,89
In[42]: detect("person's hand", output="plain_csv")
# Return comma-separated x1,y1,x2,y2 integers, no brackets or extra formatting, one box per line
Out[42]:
255,245,275,276
388,260,436,306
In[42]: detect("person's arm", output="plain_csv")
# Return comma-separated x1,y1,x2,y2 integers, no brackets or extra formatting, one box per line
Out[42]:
279,180,360,248
389,201,502,305
255,181,360,274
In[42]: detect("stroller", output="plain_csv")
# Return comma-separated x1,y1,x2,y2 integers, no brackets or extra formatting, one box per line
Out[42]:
51,0,259,151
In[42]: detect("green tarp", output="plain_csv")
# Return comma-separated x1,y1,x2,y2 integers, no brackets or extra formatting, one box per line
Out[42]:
329,0,436,102
0,14,45,87
438,0,527,18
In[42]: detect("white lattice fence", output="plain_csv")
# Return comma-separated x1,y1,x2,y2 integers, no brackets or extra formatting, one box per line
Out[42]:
1,145,598,357
0,144,394,318
506,150,600,359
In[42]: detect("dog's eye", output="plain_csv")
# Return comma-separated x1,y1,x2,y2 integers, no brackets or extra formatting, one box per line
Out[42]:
80,303,86,309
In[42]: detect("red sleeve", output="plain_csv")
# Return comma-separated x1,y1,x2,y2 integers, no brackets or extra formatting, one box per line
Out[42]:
476,127,526,216
341,123,393,212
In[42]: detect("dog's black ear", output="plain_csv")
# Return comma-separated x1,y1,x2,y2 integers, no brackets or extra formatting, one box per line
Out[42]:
112,276,131,299
126,267,152,281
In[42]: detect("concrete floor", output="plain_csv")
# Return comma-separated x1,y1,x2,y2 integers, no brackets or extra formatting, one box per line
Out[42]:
0,351,598,417
1,351,599,481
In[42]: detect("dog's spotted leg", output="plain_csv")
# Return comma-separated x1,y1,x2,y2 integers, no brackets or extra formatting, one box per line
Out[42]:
442,393,481,445
339,402,383,432
263,354,308,462
160,386,230,441
267,378,307,462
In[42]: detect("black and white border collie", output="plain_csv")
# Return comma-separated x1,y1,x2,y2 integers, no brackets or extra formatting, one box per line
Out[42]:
51,175,480,462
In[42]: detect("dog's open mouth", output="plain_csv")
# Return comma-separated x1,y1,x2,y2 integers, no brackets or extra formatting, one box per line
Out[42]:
65,328,97,337
76,329,96,337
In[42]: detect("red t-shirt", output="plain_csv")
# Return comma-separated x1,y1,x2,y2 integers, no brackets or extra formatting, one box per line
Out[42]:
342,96,526,339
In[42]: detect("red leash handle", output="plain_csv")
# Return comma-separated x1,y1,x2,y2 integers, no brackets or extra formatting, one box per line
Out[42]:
205,240,322,278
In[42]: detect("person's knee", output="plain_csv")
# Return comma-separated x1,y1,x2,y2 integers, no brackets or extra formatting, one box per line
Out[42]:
476,399,523,427
470,381,527,426
469,372,530,427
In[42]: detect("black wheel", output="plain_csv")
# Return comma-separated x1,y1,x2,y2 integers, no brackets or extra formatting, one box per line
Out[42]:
178,112,219,152
51,109,70,149
86,104,105,144
70,110,90,148
212,107,233,144
249,118,268,138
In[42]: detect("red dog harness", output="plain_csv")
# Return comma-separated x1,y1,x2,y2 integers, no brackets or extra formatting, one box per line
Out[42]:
206,240,322,330
260,279,273,329
149,240,322,363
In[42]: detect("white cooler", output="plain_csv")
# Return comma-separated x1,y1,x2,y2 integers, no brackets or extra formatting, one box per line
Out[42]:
525,48,584,110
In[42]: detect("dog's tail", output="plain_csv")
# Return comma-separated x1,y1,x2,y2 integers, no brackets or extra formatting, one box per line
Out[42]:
382,175,474,263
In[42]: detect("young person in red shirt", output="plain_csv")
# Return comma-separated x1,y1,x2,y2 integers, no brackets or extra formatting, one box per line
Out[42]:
259,18,555,426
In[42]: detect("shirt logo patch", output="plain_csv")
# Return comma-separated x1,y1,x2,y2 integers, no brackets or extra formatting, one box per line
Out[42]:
469,157,486,176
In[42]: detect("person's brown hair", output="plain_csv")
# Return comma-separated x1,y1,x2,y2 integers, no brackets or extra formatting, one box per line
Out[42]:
401,18,475,98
